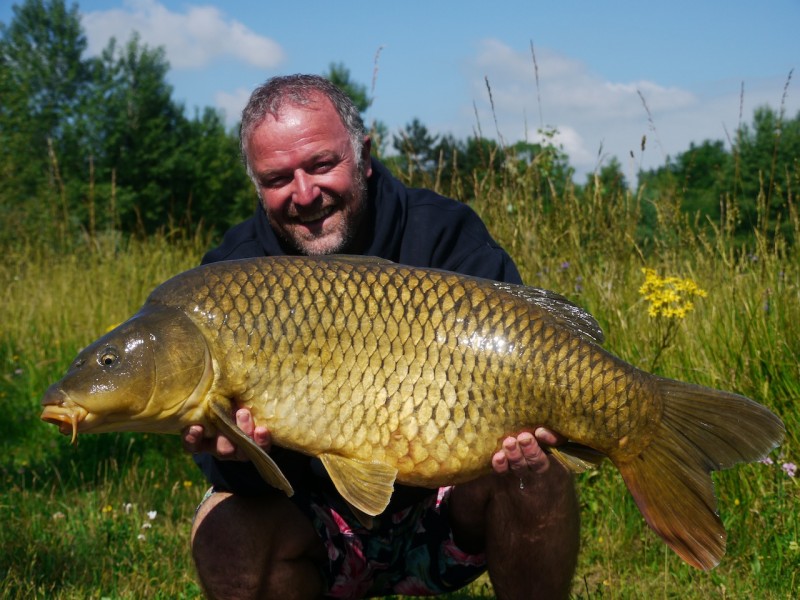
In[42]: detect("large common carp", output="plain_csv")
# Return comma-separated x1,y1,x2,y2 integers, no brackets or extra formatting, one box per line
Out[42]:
41,255,784,570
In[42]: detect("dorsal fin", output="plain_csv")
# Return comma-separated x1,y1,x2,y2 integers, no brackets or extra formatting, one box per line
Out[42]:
491,282,605,344
325,254,396,266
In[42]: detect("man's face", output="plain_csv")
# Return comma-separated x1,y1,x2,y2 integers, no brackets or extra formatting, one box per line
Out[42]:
245,96,372,255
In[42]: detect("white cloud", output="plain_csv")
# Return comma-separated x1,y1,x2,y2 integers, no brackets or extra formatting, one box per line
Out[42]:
82,0,284,69
460,39,797,182
214,87,252,125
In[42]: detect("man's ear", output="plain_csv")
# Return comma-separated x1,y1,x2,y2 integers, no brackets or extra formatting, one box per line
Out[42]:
361,136,373,177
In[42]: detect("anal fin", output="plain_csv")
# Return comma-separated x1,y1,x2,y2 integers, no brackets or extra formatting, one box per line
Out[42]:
549,443,606,473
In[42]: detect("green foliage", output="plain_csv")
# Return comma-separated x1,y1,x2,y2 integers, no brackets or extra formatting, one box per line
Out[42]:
0,0,89,242
0,0,255,247
386,125,576,212
324,61,373,114
638,105,800,246
2,447,205,598
731,106,800,241
2,1,798,256
389,117,441,177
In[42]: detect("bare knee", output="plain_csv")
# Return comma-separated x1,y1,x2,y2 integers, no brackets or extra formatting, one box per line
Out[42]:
191,491,325,600
449,462,579,599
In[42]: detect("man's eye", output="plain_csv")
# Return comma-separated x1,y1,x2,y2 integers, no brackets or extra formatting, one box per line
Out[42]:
264,177,288,188
311,162,333,173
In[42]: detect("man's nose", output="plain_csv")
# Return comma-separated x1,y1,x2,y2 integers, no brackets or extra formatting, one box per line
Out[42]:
292,170,320,205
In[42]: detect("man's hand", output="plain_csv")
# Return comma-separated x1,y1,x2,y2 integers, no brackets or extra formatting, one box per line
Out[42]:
491,428,563,475
182,408,271,460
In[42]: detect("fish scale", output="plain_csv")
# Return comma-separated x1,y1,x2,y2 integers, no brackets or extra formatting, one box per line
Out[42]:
162,256,649,479
41,254,784,570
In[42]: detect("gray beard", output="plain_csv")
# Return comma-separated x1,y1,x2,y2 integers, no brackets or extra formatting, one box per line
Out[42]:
272,173,368,256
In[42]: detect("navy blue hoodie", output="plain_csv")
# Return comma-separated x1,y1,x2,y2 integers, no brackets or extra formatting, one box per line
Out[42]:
195,158,522,511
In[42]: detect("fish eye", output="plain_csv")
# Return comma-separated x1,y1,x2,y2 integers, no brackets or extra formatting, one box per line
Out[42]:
98,348,119,367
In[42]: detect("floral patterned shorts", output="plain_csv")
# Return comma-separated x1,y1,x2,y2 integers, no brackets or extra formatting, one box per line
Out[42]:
198,486,487,598
307,486,487,598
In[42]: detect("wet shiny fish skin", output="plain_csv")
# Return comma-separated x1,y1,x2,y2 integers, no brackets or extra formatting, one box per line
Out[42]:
157,255,646,480
41,255,785,570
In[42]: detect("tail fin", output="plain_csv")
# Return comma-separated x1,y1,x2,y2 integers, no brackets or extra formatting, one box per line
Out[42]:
616,377,784,570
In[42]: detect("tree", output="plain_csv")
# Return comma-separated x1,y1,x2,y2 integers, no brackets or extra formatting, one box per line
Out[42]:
0,0,90,242
586,156,628,199
730,106,800,239
323,61,372,114
0,0,88,139
184,107,255,233
73,34,196,232
391,118,440,179
368,118,390,158
0,0,256,242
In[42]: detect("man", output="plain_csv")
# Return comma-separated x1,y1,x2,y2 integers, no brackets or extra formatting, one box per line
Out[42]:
183,74,579,599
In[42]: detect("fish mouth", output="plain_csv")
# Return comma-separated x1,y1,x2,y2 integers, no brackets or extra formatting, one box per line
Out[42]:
41,387,88,444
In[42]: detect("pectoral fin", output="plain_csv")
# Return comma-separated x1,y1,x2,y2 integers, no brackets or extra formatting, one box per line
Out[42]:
549,443,606,473
319,453,397,517
208,400,294,497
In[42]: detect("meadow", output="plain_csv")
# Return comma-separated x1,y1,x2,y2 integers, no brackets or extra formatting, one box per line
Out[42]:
1,157,798,599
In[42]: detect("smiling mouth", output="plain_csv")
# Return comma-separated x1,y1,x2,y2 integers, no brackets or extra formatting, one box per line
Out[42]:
296,205,336,224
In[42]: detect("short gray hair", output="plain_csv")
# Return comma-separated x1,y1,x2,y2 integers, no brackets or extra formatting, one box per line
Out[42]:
240,74,367,182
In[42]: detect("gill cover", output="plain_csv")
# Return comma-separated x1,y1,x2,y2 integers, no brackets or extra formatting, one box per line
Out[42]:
41,305,210,434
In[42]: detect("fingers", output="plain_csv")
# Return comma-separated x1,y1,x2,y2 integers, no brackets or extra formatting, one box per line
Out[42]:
253,424,271,449
492,431,551,476
181,408,271,461
238,408,272,451
182,424,206,453
534,426,565,447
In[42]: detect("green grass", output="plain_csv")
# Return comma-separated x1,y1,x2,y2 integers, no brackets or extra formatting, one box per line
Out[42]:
1,169,798,598
1,232,210,598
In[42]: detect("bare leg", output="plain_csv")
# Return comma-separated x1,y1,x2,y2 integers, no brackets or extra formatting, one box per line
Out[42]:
191,491,326,600
449,454,579,599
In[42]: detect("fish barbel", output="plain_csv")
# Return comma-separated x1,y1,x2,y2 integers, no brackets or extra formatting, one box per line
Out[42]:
41,255,784,569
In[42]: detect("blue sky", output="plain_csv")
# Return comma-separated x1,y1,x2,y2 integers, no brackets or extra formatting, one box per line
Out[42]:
3,0,798,179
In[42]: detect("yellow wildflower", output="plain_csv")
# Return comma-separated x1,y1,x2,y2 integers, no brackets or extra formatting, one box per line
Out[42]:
639,268,707,320
639,269,707,371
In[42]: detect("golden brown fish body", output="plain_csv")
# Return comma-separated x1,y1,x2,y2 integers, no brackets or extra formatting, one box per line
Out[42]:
168,256,651,481
41,255,784,570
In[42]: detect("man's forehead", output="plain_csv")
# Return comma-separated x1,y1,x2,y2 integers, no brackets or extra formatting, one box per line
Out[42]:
266,93,336,122
251,100,347,146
